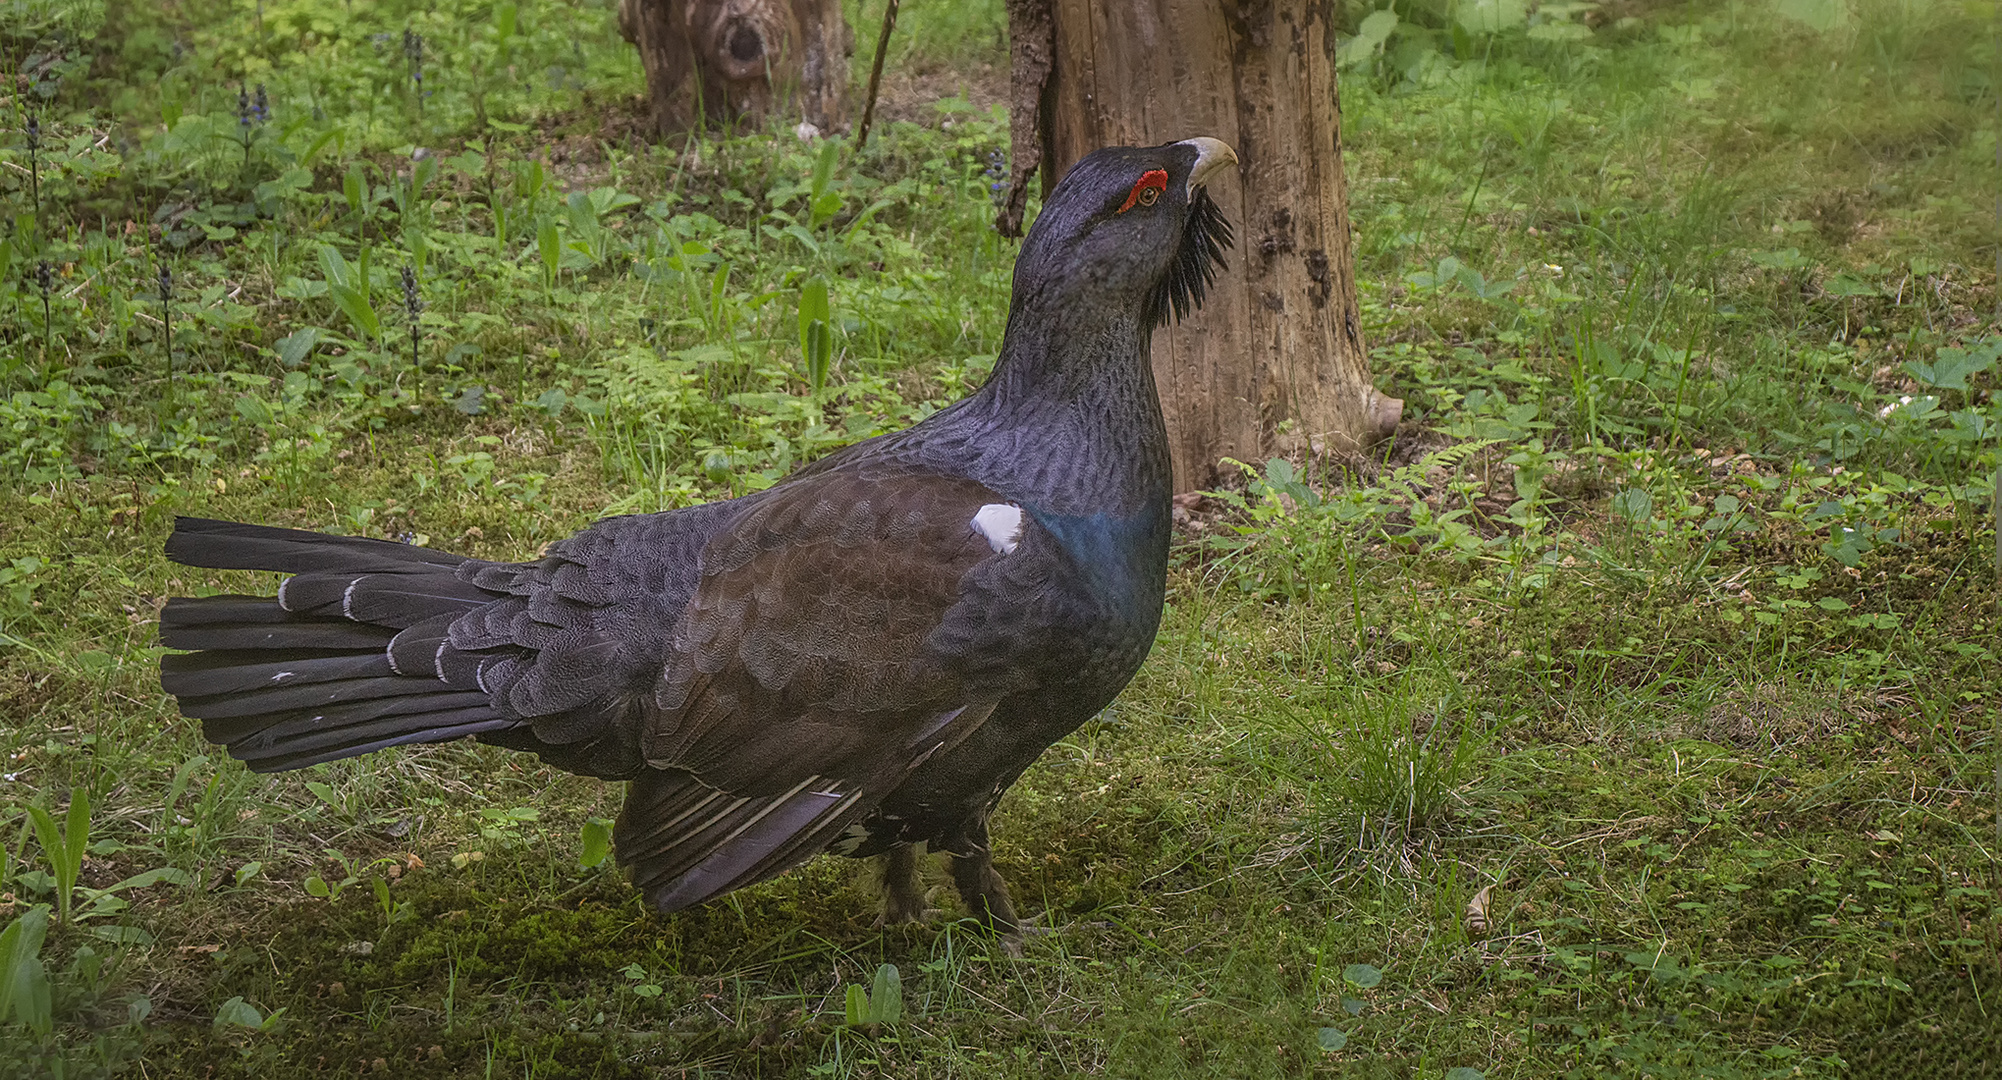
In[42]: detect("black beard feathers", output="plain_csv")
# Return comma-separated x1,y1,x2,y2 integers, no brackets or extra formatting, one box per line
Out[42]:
1148,187,1234,329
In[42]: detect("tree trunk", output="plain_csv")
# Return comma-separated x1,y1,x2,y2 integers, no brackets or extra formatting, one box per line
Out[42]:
1008,0,1401,492
619,0,852,135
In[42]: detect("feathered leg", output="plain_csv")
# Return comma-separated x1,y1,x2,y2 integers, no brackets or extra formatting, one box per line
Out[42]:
875,844,928,926
949,816,1020,935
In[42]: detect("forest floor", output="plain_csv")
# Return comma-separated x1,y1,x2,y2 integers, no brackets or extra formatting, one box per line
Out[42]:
2,0,2001,1076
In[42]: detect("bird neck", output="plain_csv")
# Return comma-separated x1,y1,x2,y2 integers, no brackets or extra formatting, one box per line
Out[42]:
951,304,1172,516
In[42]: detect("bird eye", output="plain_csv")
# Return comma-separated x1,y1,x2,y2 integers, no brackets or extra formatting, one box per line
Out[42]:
1117,169,1170,214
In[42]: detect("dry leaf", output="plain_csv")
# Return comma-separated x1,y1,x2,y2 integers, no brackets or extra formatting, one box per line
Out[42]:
1465,884,1496,935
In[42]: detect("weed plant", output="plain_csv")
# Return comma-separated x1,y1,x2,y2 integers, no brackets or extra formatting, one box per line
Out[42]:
1,0,2000,1076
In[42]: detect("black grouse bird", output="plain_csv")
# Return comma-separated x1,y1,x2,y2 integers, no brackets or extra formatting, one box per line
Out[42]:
158,137,1237,935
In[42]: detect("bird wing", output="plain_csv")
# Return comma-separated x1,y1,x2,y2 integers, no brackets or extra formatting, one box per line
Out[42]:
613,466,1047,910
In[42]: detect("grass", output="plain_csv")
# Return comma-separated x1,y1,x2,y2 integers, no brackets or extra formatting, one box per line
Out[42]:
3,0,2001,1075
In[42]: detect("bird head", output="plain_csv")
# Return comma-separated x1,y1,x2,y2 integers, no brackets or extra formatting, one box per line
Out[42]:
1012,137,1238,329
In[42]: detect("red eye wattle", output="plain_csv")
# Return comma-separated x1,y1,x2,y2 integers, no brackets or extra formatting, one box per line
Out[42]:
1117,169,1170,214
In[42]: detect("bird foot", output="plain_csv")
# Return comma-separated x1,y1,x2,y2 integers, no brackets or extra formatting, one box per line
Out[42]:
994,913,1052,958
873,903,939,929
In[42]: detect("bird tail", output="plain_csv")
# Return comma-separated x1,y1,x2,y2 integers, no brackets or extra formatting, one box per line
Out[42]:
158,517,518,772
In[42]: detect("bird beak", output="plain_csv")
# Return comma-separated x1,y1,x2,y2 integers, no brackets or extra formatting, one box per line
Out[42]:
1177,137,1239,196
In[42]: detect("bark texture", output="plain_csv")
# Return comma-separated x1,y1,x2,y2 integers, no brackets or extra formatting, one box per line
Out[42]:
995,0,1055,238
1013,0,1401,491
619,0,852,134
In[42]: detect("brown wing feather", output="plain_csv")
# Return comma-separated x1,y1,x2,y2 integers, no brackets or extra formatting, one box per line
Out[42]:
613,468,1021,908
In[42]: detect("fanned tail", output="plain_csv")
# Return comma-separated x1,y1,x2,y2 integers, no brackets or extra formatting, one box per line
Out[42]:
158,517,519,772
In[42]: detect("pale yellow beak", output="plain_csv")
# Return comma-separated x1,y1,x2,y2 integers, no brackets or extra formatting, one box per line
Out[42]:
1177,137,1239,195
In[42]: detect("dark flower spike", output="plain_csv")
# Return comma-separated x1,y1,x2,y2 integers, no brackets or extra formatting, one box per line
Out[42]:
24,114,40,216
402,266,423,370
159,265,174,377
36,261,53,356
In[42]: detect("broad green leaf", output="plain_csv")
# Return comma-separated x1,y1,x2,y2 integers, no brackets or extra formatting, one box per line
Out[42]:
579,818,613,868
1610,487,1654,522
1338,9,1397,68
589,187,641,216
1904,338,2001,390
1317,1027,1347,1051
411,155,439,202
235,395,276,425
538,218,562,287
329,283,380,341
342,164,366,217
784,223,821,254
798,276,833,390
214,995,265,1032
809,191,843,228
87,924,154,946
1458,0,1527,33
809,140,839,203
27,792,85,923
76,892,128,920
65,788,90,871
253,167,314,206
0,905,53,1034
104,867,193,893
1342,963,1383,988
317,243,355,289
869,963,903,1023
1357,9,1398,45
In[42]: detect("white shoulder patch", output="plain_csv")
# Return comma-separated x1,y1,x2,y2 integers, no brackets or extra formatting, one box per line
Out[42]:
970,503,1024,555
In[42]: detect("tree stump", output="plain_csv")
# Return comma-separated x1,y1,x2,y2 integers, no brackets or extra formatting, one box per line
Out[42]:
1005,0,1402,492
619,0,852,134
